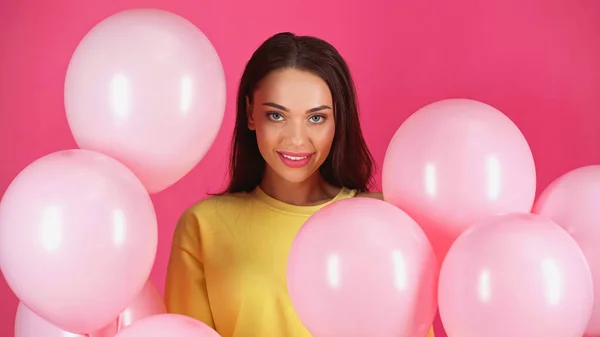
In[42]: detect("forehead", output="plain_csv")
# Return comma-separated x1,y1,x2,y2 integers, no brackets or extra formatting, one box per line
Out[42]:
254,68,333,110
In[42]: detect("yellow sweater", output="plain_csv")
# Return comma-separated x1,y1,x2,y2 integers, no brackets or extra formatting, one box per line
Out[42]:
165,186,435,337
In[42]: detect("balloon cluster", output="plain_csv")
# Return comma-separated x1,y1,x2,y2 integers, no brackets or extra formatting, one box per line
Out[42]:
286,99,598,337
0,9,224,337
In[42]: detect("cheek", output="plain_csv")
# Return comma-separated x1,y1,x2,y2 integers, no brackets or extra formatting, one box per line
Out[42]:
254,121,281,154
312,124,335,155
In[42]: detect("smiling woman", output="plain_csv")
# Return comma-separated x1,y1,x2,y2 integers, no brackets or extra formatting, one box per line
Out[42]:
249,68,338,203
164,32,434,337
225,32,376,201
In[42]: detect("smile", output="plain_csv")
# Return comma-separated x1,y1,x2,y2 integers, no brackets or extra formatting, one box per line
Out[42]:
277,151,314,168
282,154,308,161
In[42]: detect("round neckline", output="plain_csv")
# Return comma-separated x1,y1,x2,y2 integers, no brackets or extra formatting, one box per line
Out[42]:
250,186,356,216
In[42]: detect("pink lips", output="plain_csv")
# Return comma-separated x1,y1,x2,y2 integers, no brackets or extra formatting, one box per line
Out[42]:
277,151,314,168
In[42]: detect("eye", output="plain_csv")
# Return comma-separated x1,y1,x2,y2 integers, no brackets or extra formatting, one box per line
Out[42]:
308,115,325,124
267,112,284,121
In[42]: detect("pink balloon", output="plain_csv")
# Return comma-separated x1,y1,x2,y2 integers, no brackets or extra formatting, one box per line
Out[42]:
64,9,226,193
533,165,600,337
287,198,438,337
0,149,158,334
438,213,593,337
382,98,536,261
118,279,166,329
15,302,118,337
115,314,220,337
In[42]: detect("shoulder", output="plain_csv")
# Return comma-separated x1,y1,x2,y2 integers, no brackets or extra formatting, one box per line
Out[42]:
173,192,251,243
184,192,250,216
355,191,384,200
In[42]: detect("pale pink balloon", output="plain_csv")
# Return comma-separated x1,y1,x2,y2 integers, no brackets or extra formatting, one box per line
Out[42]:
439,213,593,337
287,197,438,337
115,314,220,337
532,165,600,337
117,279,166,329
382,98,536,262
15,302,118,337
64,9,226,193
0,149,158,334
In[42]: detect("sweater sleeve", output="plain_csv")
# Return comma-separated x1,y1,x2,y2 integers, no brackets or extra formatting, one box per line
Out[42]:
164,210,215,328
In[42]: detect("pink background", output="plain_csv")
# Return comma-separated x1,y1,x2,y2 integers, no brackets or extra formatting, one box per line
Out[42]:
1,0,599,335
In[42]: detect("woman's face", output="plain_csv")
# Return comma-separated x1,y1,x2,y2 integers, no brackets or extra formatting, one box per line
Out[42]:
248,68,335,184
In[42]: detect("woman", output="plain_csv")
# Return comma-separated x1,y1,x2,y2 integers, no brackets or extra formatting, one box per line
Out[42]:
165,32,435,337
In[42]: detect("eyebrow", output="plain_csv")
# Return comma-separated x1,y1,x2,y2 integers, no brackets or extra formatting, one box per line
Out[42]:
262,102,332,113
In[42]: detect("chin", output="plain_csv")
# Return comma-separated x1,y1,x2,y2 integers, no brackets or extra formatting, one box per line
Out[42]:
278,171,313,184
275,166,319,184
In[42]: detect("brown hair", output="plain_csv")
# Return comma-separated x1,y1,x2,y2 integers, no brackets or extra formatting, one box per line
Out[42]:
223,32,375,193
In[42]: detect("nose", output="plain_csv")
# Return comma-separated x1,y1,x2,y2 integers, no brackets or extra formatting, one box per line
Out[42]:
285,120,307,146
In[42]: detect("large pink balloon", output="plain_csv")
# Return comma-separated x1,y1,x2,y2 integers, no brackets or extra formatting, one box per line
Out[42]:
14,302,118,337
382,98,536,261
287,198,438,337
115,314,220,337
533,165,600,337
64,9,226,193
15,280,166,337
439,213,593,337
118,279,166,329
0,149,158,334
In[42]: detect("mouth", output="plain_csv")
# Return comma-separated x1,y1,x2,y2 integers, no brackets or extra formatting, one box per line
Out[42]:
277,151,314,168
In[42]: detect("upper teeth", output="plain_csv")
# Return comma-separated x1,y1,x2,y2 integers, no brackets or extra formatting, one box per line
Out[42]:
283,154,308,161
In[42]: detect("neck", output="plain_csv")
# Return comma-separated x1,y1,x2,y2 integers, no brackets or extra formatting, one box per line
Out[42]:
259,169,341,206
